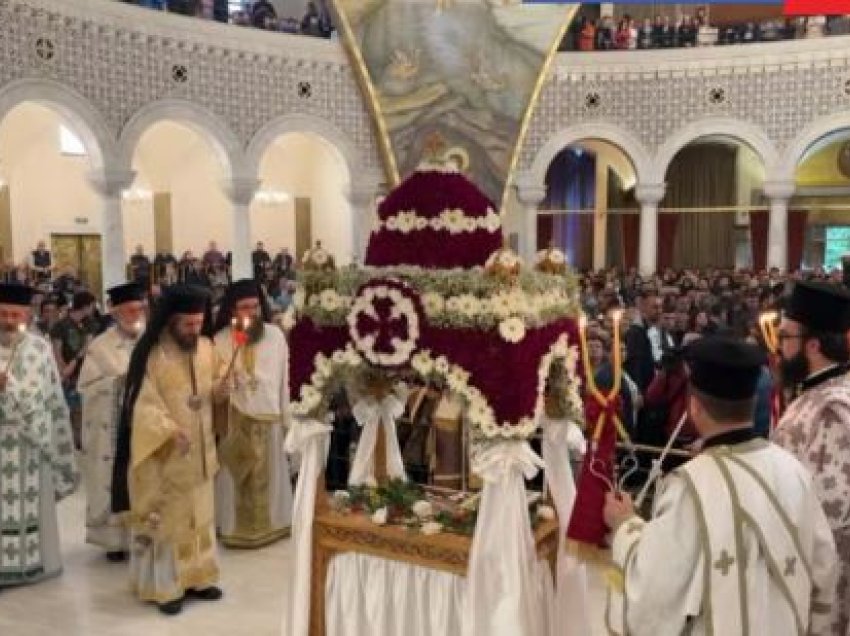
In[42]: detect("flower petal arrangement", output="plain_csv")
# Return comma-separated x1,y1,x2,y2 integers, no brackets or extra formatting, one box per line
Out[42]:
288,165,584,451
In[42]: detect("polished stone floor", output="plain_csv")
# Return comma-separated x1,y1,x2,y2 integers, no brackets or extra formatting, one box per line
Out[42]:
0,487,609,636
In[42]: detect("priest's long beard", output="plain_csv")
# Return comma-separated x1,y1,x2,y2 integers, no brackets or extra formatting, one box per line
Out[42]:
246,316,264,345
168,323,199,352
780,351,810,388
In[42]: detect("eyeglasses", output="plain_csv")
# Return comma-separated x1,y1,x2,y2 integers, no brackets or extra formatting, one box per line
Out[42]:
776,332,804,342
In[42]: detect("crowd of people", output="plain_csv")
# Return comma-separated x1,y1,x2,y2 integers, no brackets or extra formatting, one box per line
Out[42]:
2,247,850,629
562,10,849,52
118,0,335,38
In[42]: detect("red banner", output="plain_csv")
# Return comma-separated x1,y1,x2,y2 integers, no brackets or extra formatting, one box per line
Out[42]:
784,0,850,14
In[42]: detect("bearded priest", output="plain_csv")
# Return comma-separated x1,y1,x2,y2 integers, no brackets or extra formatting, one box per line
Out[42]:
0,284,78,589
212,279,293,548
78,282,146,562
604,336,837,636
112,285,229,615
773,280,850,636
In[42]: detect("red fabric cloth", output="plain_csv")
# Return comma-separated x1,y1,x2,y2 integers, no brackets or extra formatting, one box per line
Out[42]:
566,395,619,549
657,213,679,271
749,210,769,272
787,210,808,272
784,0,850,14
644,369,696,440
621,213,639,270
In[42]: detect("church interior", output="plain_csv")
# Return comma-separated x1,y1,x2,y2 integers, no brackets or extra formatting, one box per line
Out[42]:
1,1,850,635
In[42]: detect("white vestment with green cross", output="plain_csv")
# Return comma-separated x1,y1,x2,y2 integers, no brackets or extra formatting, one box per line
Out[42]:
0,332,78,587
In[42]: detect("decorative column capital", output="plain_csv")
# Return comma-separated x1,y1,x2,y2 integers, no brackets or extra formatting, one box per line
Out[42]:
223,177,261,206
634,183,666,206
762,180,796,202
88,169,136,198
515,183,547,207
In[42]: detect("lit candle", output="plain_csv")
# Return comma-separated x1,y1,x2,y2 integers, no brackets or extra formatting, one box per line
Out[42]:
16,323,25,333
759,311,778,354
610,309,623,397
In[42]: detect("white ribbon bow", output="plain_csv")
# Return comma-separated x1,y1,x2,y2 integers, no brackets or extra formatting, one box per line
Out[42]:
348,394,407,486
472,439,544,485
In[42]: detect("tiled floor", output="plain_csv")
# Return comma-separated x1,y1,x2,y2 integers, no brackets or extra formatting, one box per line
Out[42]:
0,488,609,636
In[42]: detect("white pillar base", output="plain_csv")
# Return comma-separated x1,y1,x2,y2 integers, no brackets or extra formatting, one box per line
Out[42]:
635,183,665,276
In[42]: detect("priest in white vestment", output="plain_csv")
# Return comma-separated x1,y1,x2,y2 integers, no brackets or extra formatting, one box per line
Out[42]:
0,284,78,588
772,281,850,636
604,336,838,636
213,279,293,548
78,282,146,561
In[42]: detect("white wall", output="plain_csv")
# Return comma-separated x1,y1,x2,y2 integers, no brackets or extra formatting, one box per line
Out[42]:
253,132,352,263
0,103,101,262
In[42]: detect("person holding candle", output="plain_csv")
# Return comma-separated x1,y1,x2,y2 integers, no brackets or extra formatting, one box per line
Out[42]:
211,279,293,549
603,336,838,636
773,281,850,635
78,282,147,562
0,283,78,589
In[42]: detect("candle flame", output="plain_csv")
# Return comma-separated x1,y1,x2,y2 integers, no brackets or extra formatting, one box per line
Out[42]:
611,309,623,323
16,323,26,333
579,314,588,330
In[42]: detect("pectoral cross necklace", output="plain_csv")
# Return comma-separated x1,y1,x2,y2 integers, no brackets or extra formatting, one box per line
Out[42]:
185,352,203,412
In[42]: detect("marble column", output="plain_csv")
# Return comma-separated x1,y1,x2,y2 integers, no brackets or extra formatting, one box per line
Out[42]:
89,169,135,293
515,183,547,263
763,180,795,272
593,156,610,271
224,177,260,280
634,183,665,276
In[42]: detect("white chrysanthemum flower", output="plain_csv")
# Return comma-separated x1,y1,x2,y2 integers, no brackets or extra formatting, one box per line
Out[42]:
430,217,445,231
446,296,461,314
319,289,342,312
420,521,443,535
483,212,502,233
314,353,332,377
463,217,478,233
412,500,434,518
489,293,512,319
414,216,428,231
331,350,346,365
442,209,465,234
422,292,445,317
300,385,321,412
411,351,434,376
313,249,329,265
386,216,399,231
497,251,519,268
456,294,479,318
371,507,388,526
308,294,321,308
549,249,566,264
498,317,527,344
434,356,450,375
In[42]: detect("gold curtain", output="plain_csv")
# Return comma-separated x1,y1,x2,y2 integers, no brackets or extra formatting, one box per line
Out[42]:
664,144,737,269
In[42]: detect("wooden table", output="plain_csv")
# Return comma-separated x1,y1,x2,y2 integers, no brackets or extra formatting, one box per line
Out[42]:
309,501,560,636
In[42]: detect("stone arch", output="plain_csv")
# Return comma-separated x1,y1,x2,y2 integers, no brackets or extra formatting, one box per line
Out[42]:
522,122,653,190
244,112,363,183
776,111,850,183
118,98,242,176
0,77,116,169
653,117,776,184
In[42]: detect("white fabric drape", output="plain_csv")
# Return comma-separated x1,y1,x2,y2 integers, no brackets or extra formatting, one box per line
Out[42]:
541,417,590,636
282,418,331,636
348,395,406,486
326,553,466,636
465,440,547,636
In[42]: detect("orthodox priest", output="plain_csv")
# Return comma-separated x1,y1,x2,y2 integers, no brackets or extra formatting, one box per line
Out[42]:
604,336,837,636
0,284,78,588
773,281,850,635
212,279,292,548
112,285,228,615
78,283,146,561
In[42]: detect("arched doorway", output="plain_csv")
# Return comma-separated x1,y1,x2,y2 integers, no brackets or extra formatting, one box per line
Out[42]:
659,137,766,271
538,140,637,271
128,120,231,280
0,102,104,295
792,128,850,271
254,132,352,265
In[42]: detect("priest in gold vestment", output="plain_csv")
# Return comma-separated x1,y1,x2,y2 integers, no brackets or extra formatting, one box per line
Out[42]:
112,285,229,615
213,279,293,548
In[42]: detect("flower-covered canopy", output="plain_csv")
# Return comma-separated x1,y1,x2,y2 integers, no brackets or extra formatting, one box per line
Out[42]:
288,164,583,445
